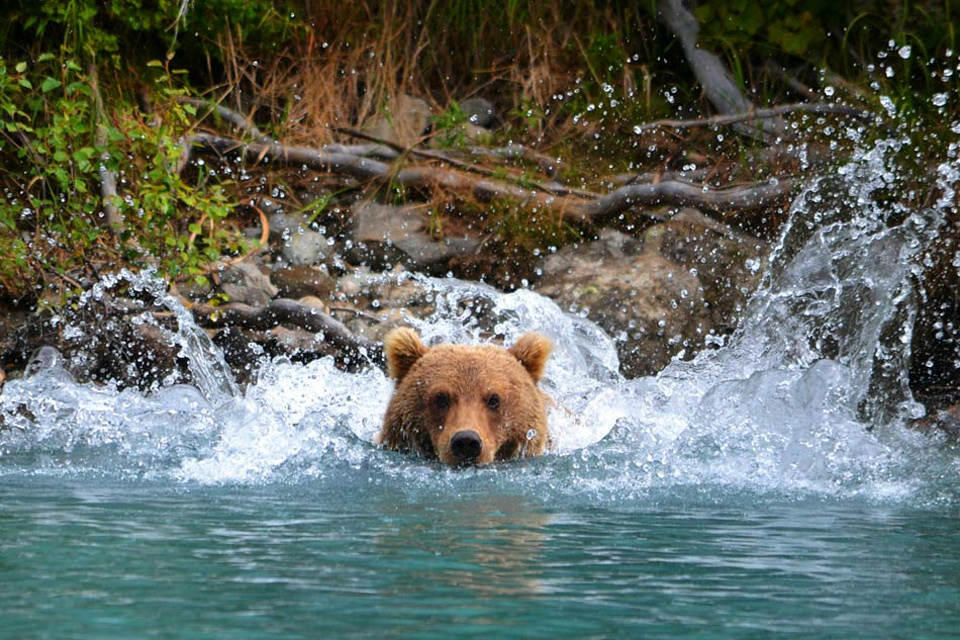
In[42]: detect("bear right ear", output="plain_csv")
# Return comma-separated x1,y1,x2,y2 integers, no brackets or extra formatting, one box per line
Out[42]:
509,332,552,382
383,327,428,382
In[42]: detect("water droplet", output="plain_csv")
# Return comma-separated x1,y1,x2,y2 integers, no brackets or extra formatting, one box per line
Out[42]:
879,95,897,117
932,93,948,107
898,45,912,59
525,428,537,441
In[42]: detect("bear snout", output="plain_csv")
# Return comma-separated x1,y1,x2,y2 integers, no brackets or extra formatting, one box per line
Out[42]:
449,429,483,463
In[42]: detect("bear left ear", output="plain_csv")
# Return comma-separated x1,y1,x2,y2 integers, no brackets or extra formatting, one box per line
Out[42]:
384,327,428,382
509,332,552,382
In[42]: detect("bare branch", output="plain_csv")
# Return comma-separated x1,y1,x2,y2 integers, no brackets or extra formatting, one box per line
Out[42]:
657,0,781,140
632,102,870,135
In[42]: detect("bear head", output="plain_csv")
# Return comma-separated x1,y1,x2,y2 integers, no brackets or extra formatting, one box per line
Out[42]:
378,328,552,466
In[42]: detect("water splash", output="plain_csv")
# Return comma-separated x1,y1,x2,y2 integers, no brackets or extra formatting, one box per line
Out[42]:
1,137,958,505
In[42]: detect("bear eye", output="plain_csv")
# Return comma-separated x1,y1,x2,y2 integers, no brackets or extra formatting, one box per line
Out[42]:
486,393,501,411
433,392,451,410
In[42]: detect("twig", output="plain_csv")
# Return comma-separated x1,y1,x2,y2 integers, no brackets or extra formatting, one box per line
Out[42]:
468,144,562,177
765,61,821,102
332,127,589,198
322,143,399,159
632,102,869,135
328,306,384,323
332,125,497,175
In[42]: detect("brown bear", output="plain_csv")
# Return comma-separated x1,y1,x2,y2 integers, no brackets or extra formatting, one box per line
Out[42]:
377,328,553,466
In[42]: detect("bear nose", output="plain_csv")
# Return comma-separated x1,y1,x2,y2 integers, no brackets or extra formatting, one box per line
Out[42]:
449,430,483,462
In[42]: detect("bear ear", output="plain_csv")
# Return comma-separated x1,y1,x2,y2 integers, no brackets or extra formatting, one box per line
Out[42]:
384,327,428,381
509,332,552,382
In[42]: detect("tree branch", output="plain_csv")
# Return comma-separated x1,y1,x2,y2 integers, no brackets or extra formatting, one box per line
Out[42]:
631,102,871,135
657,0,782,140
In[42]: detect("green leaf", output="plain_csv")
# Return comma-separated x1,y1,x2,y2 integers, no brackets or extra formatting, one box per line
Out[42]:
15,62,27,73
740,4,764,36
18,78,33,89
40,77,61,93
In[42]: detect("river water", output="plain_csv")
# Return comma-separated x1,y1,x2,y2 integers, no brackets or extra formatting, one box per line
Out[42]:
2,137,959,638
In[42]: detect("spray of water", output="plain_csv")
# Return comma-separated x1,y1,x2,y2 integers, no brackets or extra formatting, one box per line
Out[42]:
1,135,958,504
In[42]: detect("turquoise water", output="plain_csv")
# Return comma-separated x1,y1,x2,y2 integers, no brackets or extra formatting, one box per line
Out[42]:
4,474,960,639
3,138,960,637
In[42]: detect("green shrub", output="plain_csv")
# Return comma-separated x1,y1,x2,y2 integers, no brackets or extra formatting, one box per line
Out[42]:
0,53,243,300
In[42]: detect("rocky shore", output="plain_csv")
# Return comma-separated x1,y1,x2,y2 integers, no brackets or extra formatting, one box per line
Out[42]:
0,198,766,388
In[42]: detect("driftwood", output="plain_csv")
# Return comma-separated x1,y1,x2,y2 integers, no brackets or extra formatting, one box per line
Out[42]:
192,298,383,365
187,133,796,223
334,126,559,178
657,0,782,140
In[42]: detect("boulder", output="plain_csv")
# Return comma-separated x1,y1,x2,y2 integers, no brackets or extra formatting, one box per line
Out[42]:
459,97,497,128
643,208,768,334
279,228,331,266
349,202,479,271
271,265,336,300
536,229,710,377
220,261,278,307
362,94,432,147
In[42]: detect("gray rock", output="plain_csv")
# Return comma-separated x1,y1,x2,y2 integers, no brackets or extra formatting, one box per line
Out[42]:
174,277,213,302
537,231,710,378
220,261,278,306
268,211,306,243
643,208,768,333
280,228,331,266
362,94,432,147
429,121,493,147
350,202,479,271
271,265,336,300
459,97,497,128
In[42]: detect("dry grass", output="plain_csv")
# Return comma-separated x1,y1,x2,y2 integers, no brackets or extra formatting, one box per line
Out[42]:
200,1,655,152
